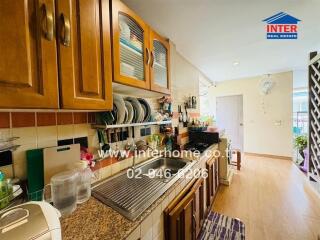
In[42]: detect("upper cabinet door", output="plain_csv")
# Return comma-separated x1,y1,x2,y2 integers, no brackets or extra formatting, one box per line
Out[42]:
56,0,113,110
150,30,171,95
112,0,150,89
0,0,59,109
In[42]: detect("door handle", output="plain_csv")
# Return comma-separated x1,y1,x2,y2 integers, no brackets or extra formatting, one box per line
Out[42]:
151,51,155,68
41,4,54,41
60,13,71,47
146,48,150,65
240,123,244,126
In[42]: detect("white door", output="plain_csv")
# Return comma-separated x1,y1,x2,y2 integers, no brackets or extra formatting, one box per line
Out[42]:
216,95,244,151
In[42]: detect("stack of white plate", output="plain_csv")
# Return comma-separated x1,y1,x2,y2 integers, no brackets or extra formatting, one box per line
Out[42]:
112,95,152,124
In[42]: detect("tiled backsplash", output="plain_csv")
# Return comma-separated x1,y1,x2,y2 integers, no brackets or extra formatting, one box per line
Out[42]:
0,97,161,181
0,96,199,182
0,111,98,179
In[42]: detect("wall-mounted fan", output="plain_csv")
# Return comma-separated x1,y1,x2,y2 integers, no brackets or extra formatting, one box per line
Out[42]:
259,74,274,95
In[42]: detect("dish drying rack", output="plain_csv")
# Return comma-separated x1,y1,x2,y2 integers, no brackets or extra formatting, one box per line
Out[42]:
0,137,20,153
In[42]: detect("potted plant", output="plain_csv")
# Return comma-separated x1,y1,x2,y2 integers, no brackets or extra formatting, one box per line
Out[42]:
294,135,308,159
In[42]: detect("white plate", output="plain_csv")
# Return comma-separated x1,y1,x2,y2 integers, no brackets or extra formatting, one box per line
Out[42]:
125,97,143,123
113,94,126,124
124,101,134,124
138,98,151,122
139,105,145,123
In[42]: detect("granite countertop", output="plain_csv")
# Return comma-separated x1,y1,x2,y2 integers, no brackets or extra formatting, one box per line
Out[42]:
61,180,179,240
61,144,218,240
61,197,139,240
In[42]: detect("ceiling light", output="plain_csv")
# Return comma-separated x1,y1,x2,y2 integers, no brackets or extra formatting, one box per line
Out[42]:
233,61,240,66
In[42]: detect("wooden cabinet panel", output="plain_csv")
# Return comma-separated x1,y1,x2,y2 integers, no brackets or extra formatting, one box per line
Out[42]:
192,178,205,237
150,30,171,95
111,0,150,90
169,189,195,240
206,158,214,207
165,178,204,240
0,0,59,108
206,157,219,208
56,0,112,110
215,158,219,190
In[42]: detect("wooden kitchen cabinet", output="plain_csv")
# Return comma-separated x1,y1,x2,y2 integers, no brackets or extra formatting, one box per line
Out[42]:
206,157,219,209
164,178,205,240
0,0,59,109
206,158,216,208
111,0,150,90
150,30,171,94
192,177,205,237
56,0,113,110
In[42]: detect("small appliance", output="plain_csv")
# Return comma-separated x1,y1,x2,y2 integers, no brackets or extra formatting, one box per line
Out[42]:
188,130,220,145
0,201,61,240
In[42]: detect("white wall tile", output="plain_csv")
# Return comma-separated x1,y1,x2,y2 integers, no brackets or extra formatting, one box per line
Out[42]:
141,213,153,240
100,165,112,179
111,161,121,175
126,225,141,240
12,127,37,145
175,183,182,195
168,190,175,203
57,125,73,140
0,128,12,139
153,231,164,240
161,196,169,211
152,204,163,239
13,143,37,179
73,124,89,138
37,140,57,149
37,126,57,144
87,134,99,149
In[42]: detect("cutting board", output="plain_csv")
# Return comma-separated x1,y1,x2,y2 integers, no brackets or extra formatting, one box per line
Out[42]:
26,149,44,201
43,144,80,184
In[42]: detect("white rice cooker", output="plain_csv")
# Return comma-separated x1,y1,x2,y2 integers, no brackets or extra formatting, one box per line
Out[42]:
0,201,61,240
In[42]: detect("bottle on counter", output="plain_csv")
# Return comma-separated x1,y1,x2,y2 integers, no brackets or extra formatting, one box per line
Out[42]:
72,161,92,204
0,171,13,210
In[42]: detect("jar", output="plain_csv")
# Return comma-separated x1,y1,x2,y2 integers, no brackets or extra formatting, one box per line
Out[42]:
76,167,92,204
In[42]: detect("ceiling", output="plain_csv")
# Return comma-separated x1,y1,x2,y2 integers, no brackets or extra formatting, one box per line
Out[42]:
122,0,320,82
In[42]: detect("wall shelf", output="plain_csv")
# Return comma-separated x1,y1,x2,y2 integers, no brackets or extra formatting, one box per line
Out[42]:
154,62,166,69
120,39,143,56
92,120,172,129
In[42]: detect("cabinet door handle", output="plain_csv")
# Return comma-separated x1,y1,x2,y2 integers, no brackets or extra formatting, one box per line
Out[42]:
146,48,151,65
60,13,71,47
41,4,54,41
151,51,155,68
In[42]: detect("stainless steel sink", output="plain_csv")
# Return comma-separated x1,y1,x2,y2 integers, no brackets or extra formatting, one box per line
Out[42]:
92,157,194,221
140,157,189,181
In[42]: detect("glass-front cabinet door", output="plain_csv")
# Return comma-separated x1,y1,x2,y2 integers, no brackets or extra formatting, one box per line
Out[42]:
150,30,171,94
112,0,150,89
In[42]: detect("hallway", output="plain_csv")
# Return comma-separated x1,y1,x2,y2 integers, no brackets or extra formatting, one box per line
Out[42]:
212,155,320,240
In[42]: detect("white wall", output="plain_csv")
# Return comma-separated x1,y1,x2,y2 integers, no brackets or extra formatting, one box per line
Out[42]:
293,70,308,89
170,41,202,110
169,42,211,128
209,72,293,157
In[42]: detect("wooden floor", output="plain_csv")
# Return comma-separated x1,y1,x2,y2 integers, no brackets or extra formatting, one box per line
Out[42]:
212,155,320,240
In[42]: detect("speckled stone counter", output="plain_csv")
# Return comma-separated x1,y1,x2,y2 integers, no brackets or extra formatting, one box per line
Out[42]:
61,197,139,240
61,144,218,240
